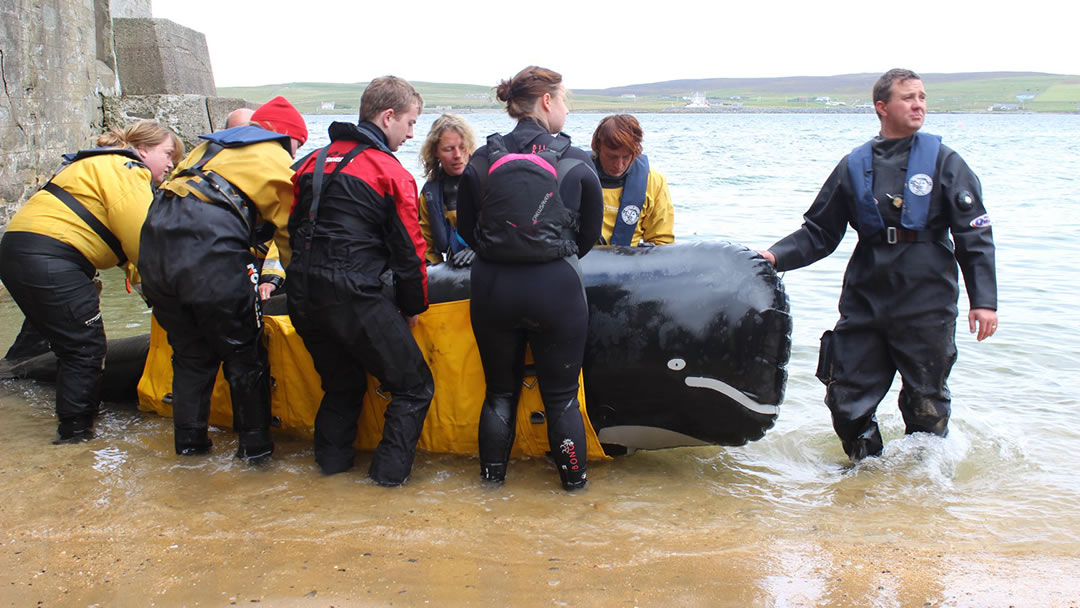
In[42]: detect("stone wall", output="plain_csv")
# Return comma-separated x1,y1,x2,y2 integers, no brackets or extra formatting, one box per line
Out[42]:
110,0,151,18
0,0,117,223
1,1,251,228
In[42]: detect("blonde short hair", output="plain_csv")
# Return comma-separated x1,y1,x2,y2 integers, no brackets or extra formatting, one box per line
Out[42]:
419,114,477,180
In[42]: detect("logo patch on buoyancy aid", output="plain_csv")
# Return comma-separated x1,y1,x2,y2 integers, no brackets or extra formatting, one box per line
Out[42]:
969,213,991,228
620,205,641,226
908,173,934,197
472,132,581,262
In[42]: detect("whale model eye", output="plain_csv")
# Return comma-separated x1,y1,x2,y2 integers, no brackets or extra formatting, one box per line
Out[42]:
667,358,686,371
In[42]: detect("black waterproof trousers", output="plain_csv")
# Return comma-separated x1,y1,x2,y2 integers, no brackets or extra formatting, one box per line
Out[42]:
287,267,434,485
0,232,103,438
818,315,957,460
138,195,273,458
470,256,589,490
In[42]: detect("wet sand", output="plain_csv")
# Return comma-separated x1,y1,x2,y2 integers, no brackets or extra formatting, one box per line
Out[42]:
2,390,1078,608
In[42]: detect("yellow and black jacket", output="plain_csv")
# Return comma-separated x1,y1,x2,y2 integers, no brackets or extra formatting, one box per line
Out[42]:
6,148,154,281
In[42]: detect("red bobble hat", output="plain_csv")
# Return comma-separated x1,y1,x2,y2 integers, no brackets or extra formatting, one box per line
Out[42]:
251,96,308,145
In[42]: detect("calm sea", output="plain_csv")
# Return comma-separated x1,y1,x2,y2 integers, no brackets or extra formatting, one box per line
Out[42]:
2,111,1078,606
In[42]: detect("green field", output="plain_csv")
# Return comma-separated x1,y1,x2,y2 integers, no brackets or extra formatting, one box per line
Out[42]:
219,72,1080,114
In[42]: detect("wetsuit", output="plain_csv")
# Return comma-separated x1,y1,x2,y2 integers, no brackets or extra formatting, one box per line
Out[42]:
457,118,604,489
594,157,675,246
288,121,433,485
138,127,294,459
767,133,996,460
0,149,153,441
418,174,464,265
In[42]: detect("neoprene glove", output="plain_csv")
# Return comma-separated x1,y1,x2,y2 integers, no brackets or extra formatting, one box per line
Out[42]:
450,247,476,268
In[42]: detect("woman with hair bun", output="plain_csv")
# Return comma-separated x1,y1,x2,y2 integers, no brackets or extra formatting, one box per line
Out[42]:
0,119,180,443
456,66,603,490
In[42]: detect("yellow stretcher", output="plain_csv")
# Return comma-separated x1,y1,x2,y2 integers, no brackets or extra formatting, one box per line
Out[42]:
137,299,608,460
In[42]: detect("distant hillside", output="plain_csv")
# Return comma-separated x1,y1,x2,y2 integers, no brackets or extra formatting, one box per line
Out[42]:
219,72,1080,114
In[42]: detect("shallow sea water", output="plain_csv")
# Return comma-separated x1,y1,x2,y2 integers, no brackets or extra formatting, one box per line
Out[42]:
1,111,1078,607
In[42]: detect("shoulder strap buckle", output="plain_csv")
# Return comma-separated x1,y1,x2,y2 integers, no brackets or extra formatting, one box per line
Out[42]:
886,226,898,244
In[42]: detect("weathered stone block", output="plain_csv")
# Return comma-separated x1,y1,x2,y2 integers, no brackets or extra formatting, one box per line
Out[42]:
110,0,152,19
113,18,216,97
103,94,213,152
206,97,259,132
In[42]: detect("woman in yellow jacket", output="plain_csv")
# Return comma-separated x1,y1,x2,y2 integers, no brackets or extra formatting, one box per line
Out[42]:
417,114,477,266
0,120,180,443
591,114,675,247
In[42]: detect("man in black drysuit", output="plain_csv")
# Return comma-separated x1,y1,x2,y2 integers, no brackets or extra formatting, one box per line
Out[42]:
288,76,432,486
759,68,998,462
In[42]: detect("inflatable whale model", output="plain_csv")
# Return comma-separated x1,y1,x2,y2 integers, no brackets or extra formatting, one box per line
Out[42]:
2,241,791,452
427,241,792,451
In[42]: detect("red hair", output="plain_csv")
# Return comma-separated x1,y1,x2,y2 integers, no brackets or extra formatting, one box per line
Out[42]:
591,114,644,159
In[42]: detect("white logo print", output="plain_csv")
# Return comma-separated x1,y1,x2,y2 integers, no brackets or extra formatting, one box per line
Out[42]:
620,205,641,225
907,173,934,197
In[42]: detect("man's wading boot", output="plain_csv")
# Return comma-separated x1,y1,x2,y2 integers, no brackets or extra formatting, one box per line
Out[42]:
175,428,212,455
235,432,274,465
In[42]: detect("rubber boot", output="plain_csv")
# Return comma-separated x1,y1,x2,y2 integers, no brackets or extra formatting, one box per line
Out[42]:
225,346,274,464
369,382,433,486
175,427,212,455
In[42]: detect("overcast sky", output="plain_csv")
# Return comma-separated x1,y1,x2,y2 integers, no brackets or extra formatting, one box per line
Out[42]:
152,0,1076,90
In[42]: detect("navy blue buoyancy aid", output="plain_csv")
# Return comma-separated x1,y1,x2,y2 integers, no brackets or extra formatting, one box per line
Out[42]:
421,178,467,257
847,131,941,239
608,155,649,246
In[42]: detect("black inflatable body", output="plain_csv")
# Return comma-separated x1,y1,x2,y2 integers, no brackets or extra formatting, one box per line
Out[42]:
0,333,149,403
428,241,792,450
3,242,791,450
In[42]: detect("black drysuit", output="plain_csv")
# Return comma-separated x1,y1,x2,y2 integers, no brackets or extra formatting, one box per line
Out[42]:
768,134,997,460
456,118,604,489
288,121,433,485
139,133,294,459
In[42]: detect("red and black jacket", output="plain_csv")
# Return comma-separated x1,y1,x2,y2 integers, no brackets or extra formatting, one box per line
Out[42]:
290,121,428,315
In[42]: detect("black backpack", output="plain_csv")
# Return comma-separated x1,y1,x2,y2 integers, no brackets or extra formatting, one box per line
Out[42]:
472,132,582,262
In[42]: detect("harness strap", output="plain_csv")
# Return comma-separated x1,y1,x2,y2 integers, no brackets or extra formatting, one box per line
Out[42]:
42,182,127,267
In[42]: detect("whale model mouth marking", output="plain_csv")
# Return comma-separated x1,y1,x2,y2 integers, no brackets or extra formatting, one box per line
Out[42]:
596,425,711,450
684,376,780,416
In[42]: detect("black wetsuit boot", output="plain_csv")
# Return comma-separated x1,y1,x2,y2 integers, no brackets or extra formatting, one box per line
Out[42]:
478,392,519,483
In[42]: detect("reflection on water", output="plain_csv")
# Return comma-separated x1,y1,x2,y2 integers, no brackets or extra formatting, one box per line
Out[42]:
2,112,1080,605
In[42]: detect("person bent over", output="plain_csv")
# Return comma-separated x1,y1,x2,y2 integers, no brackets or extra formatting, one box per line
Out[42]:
0,120,179,443
288,76,433,486
139,96,305,462
758,69,998,462
591,114,674,247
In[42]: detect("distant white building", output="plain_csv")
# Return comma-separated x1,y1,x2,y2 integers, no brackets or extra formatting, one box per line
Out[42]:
620,94,636,99
320,101,336,110
685,92,709,108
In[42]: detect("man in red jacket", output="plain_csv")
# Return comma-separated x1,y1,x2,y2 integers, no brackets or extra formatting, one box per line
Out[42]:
287,76,431,485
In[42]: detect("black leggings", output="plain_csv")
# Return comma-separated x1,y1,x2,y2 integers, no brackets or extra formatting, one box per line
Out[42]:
470,256,588,486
